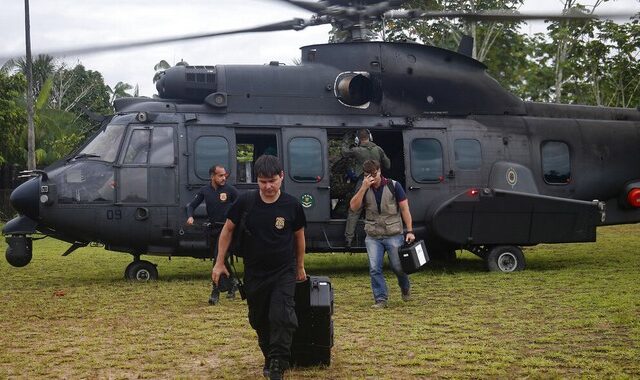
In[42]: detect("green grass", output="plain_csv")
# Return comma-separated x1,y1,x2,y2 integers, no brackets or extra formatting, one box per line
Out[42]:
1,224,639,379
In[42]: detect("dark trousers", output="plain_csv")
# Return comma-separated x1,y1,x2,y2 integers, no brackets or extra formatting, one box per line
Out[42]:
245,266,298,362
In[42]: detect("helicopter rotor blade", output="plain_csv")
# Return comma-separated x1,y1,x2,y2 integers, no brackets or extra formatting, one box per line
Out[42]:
384,9,637,23
0,17,330,61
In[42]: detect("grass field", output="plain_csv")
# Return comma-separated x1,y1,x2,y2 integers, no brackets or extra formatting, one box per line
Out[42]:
1,224,639,379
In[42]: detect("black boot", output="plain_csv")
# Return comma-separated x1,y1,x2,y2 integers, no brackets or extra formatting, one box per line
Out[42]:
262,357,270,378
268,358,289,380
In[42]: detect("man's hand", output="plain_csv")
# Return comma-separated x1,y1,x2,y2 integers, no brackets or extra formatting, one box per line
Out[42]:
296,266,307,282
211,263,230,286
405,232,415,244
361,174,375,190
186,217,194,225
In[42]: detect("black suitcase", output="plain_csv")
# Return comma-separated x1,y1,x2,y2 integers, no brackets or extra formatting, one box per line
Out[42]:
291,275,334,367
399,239,429,274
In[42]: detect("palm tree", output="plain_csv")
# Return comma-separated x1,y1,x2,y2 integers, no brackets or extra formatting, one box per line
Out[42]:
107,81,133,103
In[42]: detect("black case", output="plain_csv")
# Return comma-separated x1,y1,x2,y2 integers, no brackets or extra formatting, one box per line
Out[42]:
291,275,334,367
399,239,429,274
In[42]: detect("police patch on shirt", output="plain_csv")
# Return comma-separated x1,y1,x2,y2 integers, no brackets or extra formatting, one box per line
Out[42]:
219,192,228,202
275,217,285,230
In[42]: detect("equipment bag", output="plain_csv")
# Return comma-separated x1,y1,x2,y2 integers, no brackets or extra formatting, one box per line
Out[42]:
291,275,334,367
399,239,429,274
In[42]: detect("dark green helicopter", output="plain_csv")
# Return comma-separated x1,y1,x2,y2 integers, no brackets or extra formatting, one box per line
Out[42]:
4,0,640,280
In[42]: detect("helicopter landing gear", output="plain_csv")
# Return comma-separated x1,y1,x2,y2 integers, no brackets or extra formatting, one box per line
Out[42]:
485,245,525,273
125,258,158,281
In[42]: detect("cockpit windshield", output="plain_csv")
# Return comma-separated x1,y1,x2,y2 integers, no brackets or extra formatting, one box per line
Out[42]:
76,124,125,162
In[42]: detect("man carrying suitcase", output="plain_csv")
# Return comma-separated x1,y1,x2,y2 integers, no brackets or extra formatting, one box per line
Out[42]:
349,159,416,308
212,155,307,380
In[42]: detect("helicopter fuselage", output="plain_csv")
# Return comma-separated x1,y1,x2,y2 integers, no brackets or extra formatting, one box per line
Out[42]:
4,42,640,274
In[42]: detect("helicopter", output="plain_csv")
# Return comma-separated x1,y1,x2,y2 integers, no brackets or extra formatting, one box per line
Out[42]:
3,0,640,280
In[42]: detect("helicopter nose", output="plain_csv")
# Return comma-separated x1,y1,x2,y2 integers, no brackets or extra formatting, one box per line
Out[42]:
10,177,40,220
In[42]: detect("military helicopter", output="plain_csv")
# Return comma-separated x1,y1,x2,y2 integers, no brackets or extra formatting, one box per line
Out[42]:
3,0,640,280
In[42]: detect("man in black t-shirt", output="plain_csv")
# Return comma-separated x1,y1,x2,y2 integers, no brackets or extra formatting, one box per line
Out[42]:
212,155,306,380
186,164,239,303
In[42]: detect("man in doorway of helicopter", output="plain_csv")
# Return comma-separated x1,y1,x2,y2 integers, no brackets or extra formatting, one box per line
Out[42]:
212,154,307,380
341,128,391,248
186,164,239,304
350,159,415,308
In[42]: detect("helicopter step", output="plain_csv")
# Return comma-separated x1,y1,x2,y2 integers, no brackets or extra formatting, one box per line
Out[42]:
430,188,605,247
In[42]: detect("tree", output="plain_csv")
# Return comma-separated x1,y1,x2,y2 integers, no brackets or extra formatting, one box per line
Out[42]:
108,81,134,104
0,72,27,165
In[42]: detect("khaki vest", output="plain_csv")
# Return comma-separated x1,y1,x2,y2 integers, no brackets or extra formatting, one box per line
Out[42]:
363,180,403,238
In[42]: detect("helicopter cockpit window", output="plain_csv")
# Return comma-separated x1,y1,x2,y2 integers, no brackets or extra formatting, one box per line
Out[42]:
149,126,175,165
542,141,571,184
454,139,482,170
410,138,443,182
77,124,125,162
195,136,230,180
54,162,115,204
124,129,151,164
288,137,323,182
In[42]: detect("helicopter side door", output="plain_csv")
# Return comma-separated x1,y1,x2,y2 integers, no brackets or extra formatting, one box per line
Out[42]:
114,124,178,253
178,125,237,256
281,127,330,222
403,126,452,228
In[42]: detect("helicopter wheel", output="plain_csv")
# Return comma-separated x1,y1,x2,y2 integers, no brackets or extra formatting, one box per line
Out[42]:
486,245,525,273
125,260,158,281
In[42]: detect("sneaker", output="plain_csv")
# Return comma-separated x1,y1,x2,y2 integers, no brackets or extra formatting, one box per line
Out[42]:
269,358,289,380
401,288,411,302
371,300,387,309
208,288,220,305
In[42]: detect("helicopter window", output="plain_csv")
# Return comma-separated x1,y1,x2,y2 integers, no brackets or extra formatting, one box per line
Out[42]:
78,124,125,163
149,126,175,165
236,134,278,183
542,141,571,185
56,162,115,204
454,139,482,170
410,139,443,182
288,137,323,182
124,129,151,164
119,168,148,202
195,136,230,180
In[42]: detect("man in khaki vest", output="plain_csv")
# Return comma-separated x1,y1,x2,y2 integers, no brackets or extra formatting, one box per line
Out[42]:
341,129,391,248
350,159,416,308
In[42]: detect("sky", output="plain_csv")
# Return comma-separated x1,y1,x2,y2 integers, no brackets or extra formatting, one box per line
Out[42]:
1,0,638,97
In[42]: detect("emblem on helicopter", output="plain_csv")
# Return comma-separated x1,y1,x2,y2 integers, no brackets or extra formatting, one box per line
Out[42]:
300,194,314,208
506,167,518,187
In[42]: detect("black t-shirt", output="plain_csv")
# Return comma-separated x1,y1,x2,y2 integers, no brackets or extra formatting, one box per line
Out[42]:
227,191,306,276
186,183,239,224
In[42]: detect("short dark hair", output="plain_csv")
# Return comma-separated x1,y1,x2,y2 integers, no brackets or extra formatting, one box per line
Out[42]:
254,155,282,178
357,129,370,140
209,164,226,176
363,159,380,174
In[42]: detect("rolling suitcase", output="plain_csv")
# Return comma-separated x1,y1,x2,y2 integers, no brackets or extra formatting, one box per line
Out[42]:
291,275,334,367
399,239,429,274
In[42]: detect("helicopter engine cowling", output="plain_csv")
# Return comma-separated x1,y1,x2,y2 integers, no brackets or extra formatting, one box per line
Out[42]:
156,65,217,101
5,235,33,267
